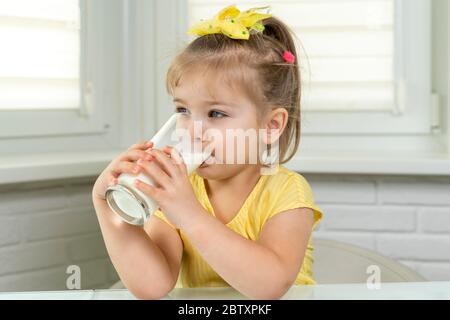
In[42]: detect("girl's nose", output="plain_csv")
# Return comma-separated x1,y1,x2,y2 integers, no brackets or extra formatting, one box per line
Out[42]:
177,114,213,150
187,117,207,142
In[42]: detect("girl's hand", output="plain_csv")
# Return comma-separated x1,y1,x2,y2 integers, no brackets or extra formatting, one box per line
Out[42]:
133,146,202,228
92,140,154,201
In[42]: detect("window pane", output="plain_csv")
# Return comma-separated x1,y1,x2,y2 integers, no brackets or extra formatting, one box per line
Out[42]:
0,0,80,110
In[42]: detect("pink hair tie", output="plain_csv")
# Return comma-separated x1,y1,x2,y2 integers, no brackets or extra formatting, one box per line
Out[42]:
282,50,295,64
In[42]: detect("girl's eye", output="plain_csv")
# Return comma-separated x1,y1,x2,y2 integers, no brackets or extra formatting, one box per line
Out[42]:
209,110,227,118
176,107,189,114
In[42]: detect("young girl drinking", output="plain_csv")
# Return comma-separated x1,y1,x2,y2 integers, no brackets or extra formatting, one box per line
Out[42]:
92,5,323,300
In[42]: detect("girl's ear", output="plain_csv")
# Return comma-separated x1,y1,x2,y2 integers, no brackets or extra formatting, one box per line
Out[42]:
262,107,289,145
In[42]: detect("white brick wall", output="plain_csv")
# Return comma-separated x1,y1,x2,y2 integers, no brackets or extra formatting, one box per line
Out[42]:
1,173,449,292
306,174,450,281
0,178,119,292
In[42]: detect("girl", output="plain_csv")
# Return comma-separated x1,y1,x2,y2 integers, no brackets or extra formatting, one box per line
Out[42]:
92,5,323,300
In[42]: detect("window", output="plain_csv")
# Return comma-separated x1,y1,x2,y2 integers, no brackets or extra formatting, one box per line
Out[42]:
0,0,130,158
187,0,434,137
0,0,80,111
0,0,110,140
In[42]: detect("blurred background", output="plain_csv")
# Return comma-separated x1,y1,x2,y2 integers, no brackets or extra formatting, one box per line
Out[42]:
0,0,448,292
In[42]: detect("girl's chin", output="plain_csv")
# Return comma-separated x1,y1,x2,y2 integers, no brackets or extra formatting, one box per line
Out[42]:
198,156,218,169
195,162,220,178
198,162,214,169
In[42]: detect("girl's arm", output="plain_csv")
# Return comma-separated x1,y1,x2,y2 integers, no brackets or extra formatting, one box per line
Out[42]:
93,196,183,299
179,206,314,299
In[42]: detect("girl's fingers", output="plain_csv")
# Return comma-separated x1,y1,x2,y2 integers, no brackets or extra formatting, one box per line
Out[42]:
111,160,140,177
110,171,120,178
127,140,153,151
120,149,154,162
147,148,178,178
136,158,171,188
109,140,154,174
164,146,187,175
108,173,118,186
133,179,161,201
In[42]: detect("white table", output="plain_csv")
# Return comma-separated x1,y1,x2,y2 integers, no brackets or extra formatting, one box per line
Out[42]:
0,281,449,300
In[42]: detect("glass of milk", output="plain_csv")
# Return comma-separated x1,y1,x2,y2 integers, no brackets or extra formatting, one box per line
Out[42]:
105,113,211,226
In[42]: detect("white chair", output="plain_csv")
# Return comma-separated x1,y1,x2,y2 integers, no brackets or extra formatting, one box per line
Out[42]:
312,238,426,283
109,280,125,289
109,238,426,289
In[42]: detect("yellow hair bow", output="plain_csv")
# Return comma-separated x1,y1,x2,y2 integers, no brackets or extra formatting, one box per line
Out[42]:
187,5,272,40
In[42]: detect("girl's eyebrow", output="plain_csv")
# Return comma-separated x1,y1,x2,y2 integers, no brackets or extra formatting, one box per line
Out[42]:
204,99,236,108
173,97,187,104
173,97,235,108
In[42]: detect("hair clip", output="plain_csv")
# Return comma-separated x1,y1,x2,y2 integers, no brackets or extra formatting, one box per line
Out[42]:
187,5,272,40
282,51,296,64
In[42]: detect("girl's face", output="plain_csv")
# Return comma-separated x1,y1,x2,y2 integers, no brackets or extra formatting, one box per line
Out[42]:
173,67,266,180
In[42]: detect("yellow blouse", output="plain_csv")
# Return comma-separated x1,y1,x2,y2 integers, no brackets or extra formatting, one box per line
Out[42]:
154,164,323,288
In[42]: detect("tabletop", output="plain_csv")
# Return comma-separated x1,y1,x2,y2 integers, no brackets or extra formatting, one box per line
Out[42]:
0,281,449,300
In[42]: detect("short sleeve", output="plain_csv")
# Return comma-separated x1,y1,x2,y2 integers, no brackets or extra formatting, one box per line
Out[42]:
267,173,323,230
153,209,177,229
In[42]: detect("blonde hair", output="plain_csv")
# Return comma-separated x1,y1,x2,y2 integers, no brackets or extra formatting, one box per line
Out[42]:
166,17,301,164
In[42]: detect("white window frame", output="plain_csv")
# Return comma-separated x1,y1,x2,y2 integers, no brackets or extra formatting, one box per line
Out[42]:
300,0,432,135
0,0,129,154
0,0,188,183
0,0,108,138
296,0,448,158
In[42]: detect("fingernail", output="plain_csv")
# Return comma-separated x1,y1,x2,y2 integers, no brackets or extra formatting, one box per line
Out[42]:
144,154,153,161
133,165,140,173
